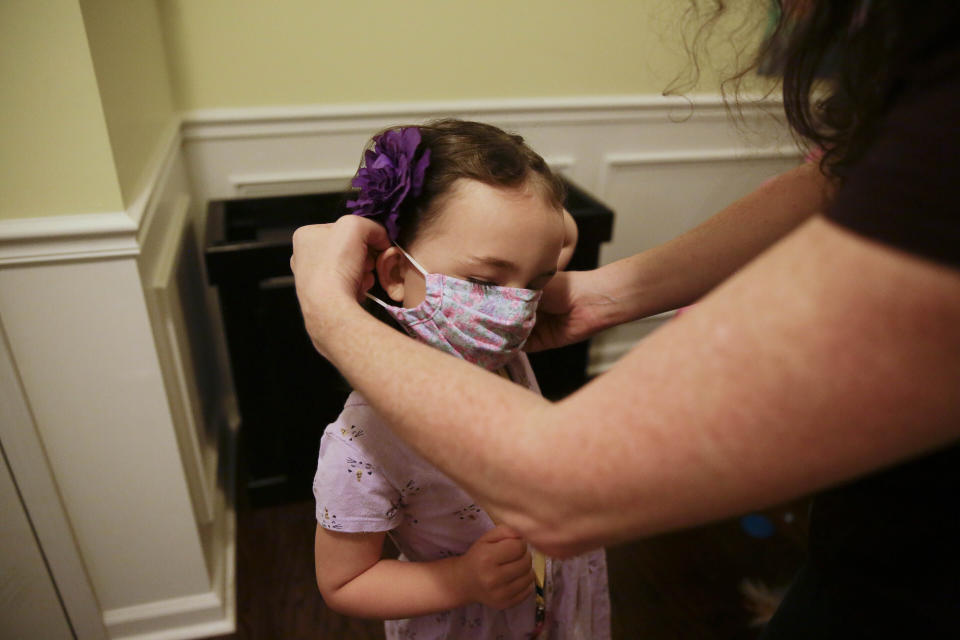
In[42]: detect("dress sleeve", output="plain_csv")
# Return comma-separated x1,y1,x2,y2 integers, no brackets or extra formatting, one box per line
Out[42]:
313,406,403,533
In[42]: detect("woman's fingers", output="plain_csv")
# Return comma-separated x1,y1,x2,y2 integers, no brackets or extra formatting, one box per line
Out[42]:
289,217,391,354
291,217,389,308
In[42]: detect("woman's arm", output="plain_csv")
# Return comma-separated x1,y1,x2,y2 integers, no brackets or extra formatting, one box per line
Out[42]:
528,162,833,351
315,524,535,618
294,215,960,557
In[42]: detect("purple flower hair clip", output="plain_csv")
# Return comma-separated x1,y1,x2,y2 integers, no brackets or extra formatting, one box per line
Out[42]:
346,127,431,242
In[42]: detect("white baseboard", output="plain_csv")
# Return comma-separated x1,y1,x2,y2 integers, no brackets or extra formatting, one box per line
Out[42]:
104,557,235,640
103,524,235,640
104,413,236,640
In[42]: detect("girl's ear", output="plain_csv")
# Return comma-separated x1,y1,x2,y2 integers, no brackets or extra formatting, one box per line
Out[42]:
376,247,407,303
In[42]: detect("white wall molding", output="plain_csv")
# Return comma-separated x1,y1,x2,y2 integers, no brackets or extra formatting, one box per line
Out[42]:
598,144,802,202
180,95,786,141
605,144,802,167
229,169,356,198
144,194,218,525
544,155,576,173
0,121,182,267
182,93,782,126
227,155,575,199
131,121,186,234
0,212,139,266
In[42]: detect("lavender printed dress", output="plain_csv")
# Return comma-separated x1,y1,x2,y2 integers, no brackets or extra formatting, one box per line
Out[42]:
313,353,610,640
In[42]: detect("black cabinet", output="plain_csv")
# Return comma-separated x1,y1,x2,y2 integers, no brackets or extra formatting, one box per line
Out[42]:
205,179,613,505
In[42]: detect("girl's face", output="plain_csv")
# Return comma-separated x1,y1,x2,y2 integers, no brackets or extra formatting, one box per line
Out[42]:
388,178,566,308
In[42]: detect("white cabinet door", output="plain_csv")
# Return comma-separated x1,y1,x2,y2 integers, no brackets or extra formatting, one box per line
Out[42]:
0,447,73,640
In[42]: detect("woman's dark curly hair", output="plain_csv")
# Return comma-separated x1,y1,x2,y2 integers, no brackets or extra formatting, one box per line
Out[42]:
691,1,957,180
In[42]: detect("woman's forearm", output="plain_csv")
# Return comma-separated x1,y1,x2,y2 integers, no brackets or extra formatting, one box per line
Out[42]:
315,218,960,560
327,556,469,619
583,162,833,330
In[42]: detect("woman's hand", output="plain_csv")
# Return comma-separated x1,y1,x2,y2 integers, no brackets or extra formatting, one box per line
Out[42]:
526,270,614,352
290,216,390,355
454,525,535,610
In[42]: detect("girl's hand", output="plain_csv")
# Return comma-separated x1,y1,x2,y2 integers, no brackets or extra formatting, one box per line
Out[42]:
456,525,535,610
290,216,390,353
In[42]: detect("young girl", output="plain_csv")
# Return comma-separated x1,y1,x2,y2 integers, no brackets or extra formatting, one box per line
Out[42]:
312,119,609,639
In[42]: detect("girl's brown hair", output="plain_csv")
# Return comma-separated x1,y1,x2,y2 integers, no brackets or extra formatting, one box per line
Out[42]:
387,118,566,246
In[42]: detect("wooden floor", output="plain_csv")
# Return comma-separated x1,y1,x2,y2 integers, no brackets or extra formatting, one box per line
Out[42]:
206,496,809,640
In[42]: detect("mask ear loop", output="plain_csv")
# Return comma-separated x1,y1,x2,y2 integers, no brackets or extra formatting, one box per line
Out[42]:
391,244,429,277
364,243,428,309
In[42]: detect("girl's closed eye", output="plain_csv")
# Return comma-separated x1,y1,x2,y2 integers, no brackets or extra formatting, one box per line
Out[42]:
467,277,500,287
468,275,556,290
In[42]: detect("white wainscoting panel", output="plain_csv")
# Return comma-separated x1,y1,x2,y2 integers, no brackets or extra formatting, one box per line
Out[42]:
599,148,803,263
587,148,802,370
0,122,234,639
144,194,218,525
0,257,211,608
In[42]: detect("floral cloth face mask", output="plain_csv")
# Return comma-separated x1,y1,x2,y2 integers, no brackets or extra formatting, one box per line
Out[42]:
367,246,542,371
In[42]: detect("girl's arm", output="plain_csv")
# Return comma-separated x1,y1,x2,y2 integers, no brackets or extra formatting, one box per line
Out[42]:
294,215,960,557
315,524,535,619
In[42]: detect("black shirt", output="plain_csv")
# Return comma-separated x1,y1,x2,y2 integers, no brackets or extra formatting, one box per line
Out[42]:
762,10,960,639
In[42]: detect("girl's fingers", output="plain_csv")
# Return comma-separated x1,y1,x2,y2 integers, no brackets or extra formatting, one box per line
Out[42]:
478,524,523,545
490,538,528,565
498,552,535,582
503,565,536,592
505,580,536,608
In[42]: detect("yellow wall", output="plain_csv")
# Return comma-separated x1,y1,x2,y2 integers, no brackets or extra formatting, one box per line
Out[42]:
1,0,767,220
158,0,768,110
80,0,177,207
0,0,123,219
